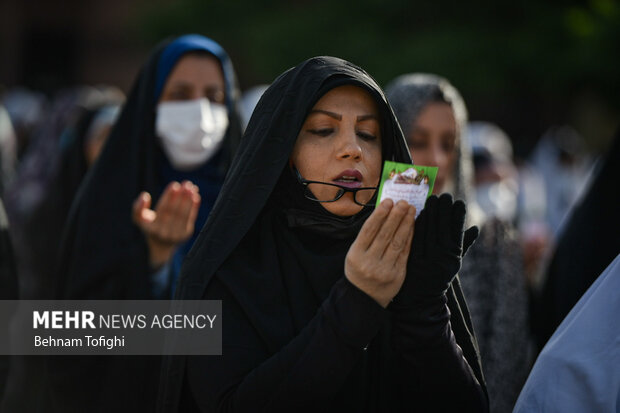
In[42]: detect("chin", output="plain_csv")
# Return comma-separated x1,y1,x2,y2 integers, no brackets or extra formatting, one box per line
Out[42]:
322,202,364,217
432,180,444,195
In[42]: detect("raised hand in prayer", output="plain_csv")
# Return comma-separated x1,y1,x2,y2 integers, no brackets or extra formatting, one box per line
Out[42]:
132,180,201,269
345,199,416,308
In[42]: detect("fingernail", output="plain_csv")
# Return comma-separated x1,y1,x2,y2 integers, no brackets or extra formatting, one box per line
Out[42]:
381,199,394,210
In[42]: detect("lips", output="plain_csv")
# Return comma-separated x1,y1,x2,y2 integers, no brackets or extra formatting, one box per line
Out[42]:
332,169,363,189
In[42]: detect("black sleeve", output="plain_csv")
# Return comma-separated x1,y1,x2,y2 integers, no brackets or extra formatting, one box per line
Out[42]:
186,276,388,412
390,294,489,412
0,201,18,402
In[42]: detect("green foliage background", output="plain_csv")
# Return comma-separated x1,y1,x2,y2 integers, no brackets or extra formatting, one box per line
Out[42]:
136,0,620,155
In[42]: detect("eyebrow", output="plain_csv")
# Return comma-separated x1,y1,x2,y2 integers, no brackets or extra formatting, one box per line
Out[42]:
357,114,379,122
309,109,341,120
309,110,379,122
168,81,192,89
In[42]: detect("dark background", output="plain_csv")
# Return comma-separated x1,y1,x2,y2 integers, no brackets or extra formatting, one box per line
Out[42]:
1,0,618,158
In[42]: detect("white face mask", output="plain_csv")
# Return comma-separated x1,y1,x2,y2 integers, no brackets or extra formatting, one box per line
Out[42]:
475,180,518,222
156,98,229,171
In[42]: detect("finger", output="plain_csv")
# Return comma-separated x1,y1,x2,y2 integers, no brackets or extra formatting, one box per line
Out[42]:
368,200,410,257
176,183,198,230
424,195,439,247
411,205,428,257
167,182,187,222
150,183,181,243
437,193,454,248
132,192,147,223
132,192,152,225
450,199,467,246
155,182,178,216
462,226,479,257
383,204,416,262
354,199,393,251
156,182,182,225
186,192,202,233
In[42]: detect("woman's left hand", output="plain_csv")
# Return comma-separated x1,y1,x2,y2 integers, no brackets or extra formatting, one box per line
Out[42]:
395,194,479,302
345,199,417,308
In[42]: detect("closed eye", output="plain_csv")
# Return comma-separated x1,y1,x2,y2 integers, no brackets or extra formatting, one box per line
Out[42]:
357,131,377,141
307,128,334,136
167,90,192,100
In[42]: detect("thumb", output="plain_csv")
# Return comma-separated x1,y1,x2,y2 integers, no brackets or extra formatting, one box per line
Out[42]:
132,192,155,226
462,226,479,257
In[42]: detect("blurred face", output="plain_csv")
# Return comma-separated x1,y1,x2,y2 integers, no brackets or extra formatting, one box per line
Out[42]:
407,102,458,193
291,85,382,217
159,53,226,104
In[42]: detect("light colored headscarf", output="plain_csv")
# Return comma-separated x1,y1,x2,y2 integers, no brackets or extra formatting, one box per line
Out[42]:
385,73,483,226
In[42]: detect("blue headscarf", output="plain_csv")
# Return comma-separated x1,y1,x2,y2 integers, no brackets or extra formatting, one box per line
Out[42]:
154,34,236,111
153,34,238,296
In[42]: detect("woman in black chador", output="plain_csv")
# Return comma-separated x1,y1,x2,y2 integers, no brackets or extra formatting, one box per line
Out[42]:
50,34,242,412
55,34,242,302
159,56,488,412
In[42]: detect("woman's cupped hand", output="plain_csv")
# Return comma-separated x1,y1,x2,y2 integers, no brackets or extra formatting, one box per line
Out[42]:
132,181,201,269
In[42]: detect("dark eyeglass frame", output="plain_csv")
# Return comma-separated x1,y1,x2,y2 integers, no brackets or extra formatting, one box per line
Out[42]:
293,167,378,207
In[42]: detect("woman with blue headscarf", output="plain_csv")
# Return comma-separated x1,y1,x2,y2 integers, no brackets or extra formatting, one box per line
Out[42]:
55,34,242,301
49,35,242,412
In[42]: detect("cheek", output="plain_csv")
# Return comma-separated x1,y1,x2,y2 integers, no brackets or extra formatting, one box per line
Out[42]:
291,140,325,180
445,150,458,174
368,147,383,183
409,147,431,166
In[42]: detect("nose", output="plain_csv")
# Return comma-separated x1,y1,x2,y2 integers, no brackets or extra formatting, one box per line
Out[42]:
335,125,362,160
426,142,447,168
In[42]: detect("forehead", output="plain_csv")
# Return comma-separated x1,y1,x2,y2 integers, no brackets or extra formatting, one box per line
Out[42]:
415,102,456,128
312,85,379,114
165,53,225,87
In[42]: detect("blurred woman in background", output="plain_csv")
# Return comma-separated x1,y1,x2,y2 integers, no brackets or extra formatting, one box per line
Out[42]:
50,34,243,412
386,73,532,413
0,86,123,413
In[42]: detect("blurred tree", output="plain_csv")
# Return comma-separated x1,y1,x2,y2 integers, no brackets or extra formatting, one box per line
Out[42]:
136,0,620,155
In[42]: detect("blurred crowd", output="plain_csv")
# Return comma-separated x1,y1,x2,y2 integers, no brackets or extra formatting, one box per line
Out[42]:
0,34,618,413
0,80,599,294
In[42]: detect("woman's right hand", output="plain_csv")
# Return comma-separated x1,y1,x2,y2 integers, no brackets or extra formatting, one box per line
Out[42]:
132,180,201,269
345,199,416,308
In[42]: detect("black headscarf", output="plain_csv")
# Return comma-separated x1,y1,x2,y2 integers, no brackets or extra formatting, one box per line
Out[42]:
0,199,18,401
159,56,485,411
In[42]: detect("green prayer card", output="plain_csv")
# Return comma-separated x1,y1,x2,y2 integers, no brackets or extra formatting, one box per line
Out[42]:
375,161,438,218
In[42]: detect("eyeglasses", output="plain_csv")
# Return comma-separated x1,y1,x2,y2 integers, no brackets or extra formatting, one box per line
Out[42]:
294,168,378,207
